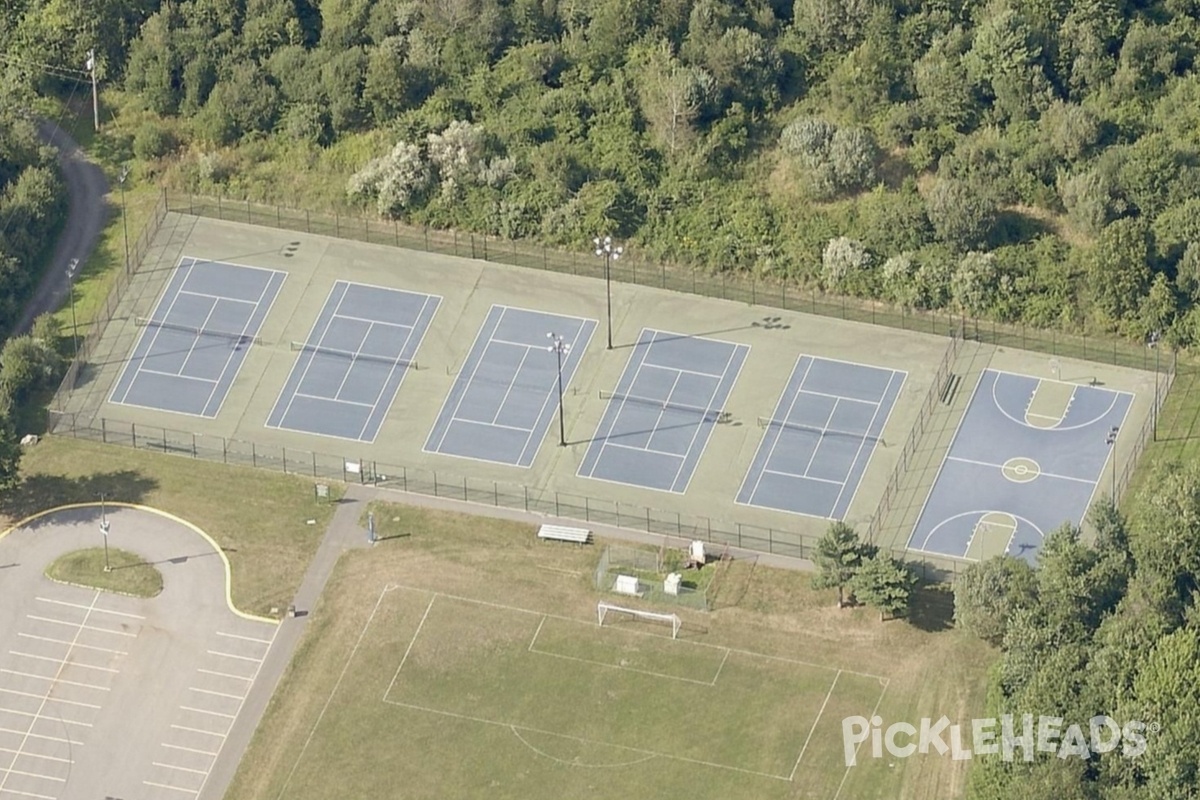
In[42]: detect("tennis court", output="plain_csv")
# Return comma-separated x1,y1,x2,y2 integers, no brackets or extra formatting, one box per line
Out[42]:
265,281,440,442
736,356,905,519
423,305,596,466
108,257,285,417
908,369,1133,562
577,329,748,493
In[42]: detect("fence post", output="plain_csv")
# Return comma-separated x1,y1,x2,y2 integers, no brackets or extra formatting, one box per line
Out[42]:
335,211,340,237
312,452,317,478
222,436,227,463
306,210,310,233
283,448,287,474
217,194,222,219
102,417,107,443
374,461,379,487
132,423,137,448
246,199,251,224
494,482,499,506
555,492,560,517
162,429,167,452
277,205,281,228
523,485,528,512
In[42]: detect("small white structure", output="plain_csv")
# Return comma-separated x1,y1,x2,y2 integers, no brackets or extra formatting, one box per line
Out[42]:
664,573,682,596
613,574,641,596
598,602,681,639
19,434,38,447
689,540,706,567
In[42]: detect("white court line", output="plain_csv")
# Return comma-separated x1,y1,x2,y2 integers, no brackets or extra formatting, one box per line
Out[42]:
0,768,62,783
711,649,731,685
199,270,279,416
0,671,109,691
0,787,56,799
291,391,373,408
153,762,208,775
602,441,687,460
796,387,879,405
214,632,272,645
741,355,813,504
839,368,907,521
829,369,899,516
0,708,91,728
180,707,235,720
8,652,118,673
667,341,746,494
762,468,843,486
162,743,218,757
332,312,414,329
189,687,242,700
36,598,145,620
800,398,839,477
142,781,198,794
353,292,440,442
25,615,136,637
486,341,534,427
169,725,225,738
328,319,374,402
527,617,546,652
265,282,348,430
446,417,534,434
0,747,70,765
0,688,99,709
384,596,436,700
833,681,890,800
582,329,657,478
18,634,125,656
177,289,257,305
945,456,1096,485
424,305,506,454
0,727,80,745
113,257,198,405
196,669,251,681
173,296,222,378
206,651,262,663
790,670,841,781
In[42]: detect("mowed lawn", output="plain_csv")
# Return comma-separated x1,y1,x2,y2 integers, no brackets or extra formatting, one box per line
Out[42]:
6,436,340,616
225,502,994,800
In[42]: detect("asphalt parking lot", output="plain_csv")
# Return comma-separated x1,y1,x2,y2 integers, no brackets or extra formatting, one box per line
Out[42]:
0,506,277,800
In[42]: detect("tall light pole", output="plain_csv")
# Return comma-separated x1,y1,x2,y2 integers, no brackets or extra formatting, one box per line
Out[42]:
547,333,570,447
99,493,111,573
593,236,623,350
1106,426,1119,501
118,165,131,275
1149,330,1161,441
86,49,99,132
66,258,80,361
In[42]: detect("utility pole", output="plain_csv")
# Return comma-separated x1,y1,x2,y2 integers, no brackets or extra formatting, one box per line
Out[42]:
118,165,131,274
86,49,98,132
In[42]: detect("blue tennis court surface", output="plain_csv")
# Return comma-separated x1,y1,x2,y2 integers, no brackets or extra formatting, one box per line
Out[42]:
109,257,284,417
909,369,1133,563
736,356,904,519
265,281,440,442
423,305,596,466
578,329,749,493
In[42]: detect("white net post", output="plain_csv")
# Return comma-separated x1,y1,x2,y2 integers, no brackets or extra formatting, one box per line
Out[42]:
597,602,681,639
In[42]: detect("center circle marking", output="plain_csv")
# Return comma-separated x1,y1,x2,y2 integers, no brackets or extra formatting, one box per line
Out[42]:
1001,457,1041,483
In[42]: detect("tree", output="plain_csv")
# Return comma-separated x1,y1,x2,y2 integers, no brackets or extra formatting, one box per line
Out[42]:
347,141,433,216
852,554,915,621
951,250,1001,316
827,127,879,192
0,405,20,489
634,40,711,158
821,236,872,293
1128,628,1200,798
1086,217,1150,325
926,178,998,250
953,555,1037,645
811,521,869,608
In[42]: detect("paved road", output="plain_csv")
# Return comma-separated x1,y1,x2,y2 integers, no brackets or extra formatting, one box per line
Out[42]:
13,122,109,335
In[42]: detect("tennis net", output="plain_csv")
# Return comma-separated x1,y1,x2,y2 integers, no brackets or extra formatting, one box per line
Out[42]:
290,341,417,370
757,415,881,443
135,317,263,347
598,390,725,422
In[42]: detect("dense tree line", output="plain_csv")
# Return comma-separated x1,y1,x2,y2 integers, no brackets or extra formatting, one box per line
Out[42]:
7,0,1200,342
955,480,1200,799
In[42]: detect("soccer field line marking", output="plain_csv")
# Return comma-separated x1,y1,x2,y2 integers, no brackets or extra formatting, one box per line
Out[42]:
180,706,236,720
24,615,136,637
384,699,792,781
8,651,118,673
205,650,262,663
35,598,145,620
162,743,218,757
508,726,657,769
383,595,436,701
142,780,199,794
153,761,209,775
789,669,842,781
196,668,251,681
274,586,396,800
189,687,243,700
527,616,546,652
710,648,731,686
0,671,109,692
215,631,272,645
0,747,69,765
833,678,891,800
526,645,717,687
0,689,98,709
16,633,125,655
387,585,886,682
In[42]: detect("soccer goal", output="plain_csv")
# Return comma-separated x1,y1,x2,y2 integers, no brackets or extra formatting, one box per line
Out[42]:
597,601,681,639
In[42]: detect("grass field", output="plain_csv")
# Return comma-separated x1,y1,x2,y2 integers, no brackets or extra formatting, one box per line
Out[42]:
45,546,163,597
226,501,993,800
10,436,341,616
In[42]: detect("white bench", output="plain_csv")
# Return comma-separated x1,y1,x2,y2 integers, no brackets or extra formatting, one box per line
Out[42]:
537,524,592,544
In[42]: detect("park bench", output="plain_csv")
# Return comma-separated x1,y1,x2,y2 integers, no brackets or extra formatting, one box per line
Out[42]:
537,524,592,544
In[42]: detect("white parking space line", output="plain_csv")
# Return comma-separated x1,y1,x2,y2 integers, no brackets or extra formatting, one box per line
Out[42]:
153,762,208,775
188,687,242,700
0,688,99,709
169,725,225,738
24,616,136,637
0,767,63,783
161,743,218,757
0,708,91,728
17,633,126,655
180,707,235,720
214,631,271,645
205,651,262,663
0,748,70,765
196,669,250,681
0,787,57,799
142,781,198,794
0,670,109,691
8,652,119,673
0,727,80,745
35,598,145,620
